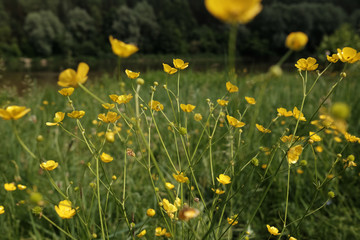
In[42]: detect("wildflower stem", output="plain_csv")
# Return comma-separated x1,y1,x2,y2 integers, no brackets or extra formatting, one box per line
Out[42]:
228,22,238,81
278,164,291,239
41,214,77,240
78,83,106,104
12,121,37,160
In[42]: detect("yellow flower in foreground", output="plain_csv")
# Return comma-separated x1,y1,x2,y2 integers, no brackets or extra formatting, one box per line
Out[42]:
0,105,31,120
337,47,360,63
179,207,200,221
245,96,256,105
98,111,120,123
40,160,59,171
155,227,167,236
285,32,308,51
102,103,115,110
194,113,203,121
125,69,140,79
163,63,178,74
309,132,322,142
173,172,189,183
180,104,196,113
0,206,4,215
292,107,306,121
227,215,239,225
137,229,146,238
58,62,89,87
289,237,297,240
109,35,138,58
227,115,245,128
295,57,318,71
211,188,225,195
17,184,27,190
205,0,262,24
266,224,280,236
165,182,175,190
58,87,75,96
100,152,113,163
256,124,271,133
67,110,85,119
162,198,178,213
226,81,238,93
287,145,303,164
277,107,293,117
149,100,164,111
327,54,339,63
217,99,229,106
146,208,156,217
4,183,16,191
109,94,133,105
46,112,65,126
55,200,76,219
173,59,189,70
217,174,231,185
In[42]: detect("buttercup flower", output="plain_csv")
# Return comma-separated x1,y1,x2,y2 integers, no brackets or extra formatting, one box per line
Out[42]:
163,63,178,74
40,160,59,171
173,171,189,183
162,198,178,213
194,113,203,121
173,59,189,70
227,215,239,225
256,124,271,133
179,207,200,221
327,54,339,63
100,152,113,163
266,224,280,235
217,174,231,185
146,208,156,217
67,110,85,119
277,107,293,117
245,96,256,105
109,36,138,58
125,69,140,79
58,62,89,87
55,200,76,219
309,132,322,142
337,47,360,63
292,107,306,121
155,227,167,236
149,100,164,111
4,183,16,191
205,0,262,24
211,188,225,195
137,230,146,238
0,206,4,215
102,103,115,109
17,184,27,190
295,57,318,71
165,182,175,190
58,87,75,96
180,104,196,113
227,115,245,128
109,94,133,105
98,111,120,123
285,32,308,51
289,237,297,240
217,99,229,106
46,112,65,126
0,105,31,120
287,145,303,164
226,81,238,93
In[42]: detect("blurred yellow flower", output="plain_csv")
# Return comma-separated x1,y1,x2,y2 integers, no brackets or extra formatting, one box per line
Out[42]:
226,81,238,93
109,36,138,58
266,224,280,235
289,237,297,240
162,198,178,213
327,54,339,63
55,200,76,219
0,105,31,120
217,174,231,185
194,113,203,122
58,62,89,87
180,104,196,113
337,47,360,63
245,96,256,104
109,93,133,105
125,69,140,79
149,100,164,111
0,206,4,215
227,215,239,225
17,184,27,190
179,207,200,221
155,227,167,236
309,131,322,142
58,87,75,96
226,115,245,128
100,152,113,163
205,0,262,24
295,57,318,71
211,188,225,195
4,183,16,191
173,171,189,183
105,131,115,143
102,103,115,109
98,111,120,123
277,107,293,117
285,32,308,51
217,99,229,106
163,63,178,74
146,208,156,217
173,59,189,70
40,160,59,171
46,112,65,126
67,110,85,119
292,107,306,121
165,182,175,190
287,145,303,164
137,229,146,238
256,123,271,133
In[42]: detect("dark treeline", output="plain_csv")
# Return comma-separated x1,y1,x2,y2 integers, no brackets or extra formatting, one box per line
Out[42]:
1,0,360,60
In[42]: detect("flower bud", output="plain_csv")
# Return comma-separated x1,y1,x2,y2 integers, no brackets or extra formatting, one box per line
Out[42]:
328,191,335,198
136,78,144,85
36,135,44,142
340,72,347,78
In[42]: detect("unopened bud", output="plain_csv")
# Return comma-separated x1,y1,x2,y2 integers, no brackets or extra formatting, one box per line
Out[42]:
340,72,346,78
136,78,144,85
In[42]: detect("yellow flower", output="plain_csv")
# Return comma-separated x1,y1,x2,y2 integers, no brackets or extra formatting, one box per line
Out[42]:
337,47,360,63
149,100,164,111
217,99,229,106
226,81,238,93
0,206,4,215
17,184,27,190
309,132,322,142
315,146,323,153
245,96,256,105
58,87,74,96
0,105,31,120
256,124,271,133
226,115,245,128
155,227,167,236
46,112,65,126
194,113,203,121
40,160,59,171
162,198,178,213
205,0,262,24
227,215,239,225
327,54,339,63
287,145,303,164
137,229,146,238
217,174,231,185
173,171,189,183
180,104,196,113
292,107,306,121
58,62,89,87
211,188,225,195
102,103,115,110
125,69,140,79
55,200,76,219
109,36,138,58
295,57,318,71
165,182,175,190
4,183,16,191
289,237,297,240
266,224,280,236
285,32,308,51
67,110,85,119
105,131,115,143
281,134,298,143
109,94,133,104
277,107,293,117
100,152,113,163
98,111,120,123
146,208,156,217
173,59,189,70
179,207,200,221
163,63,178,74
